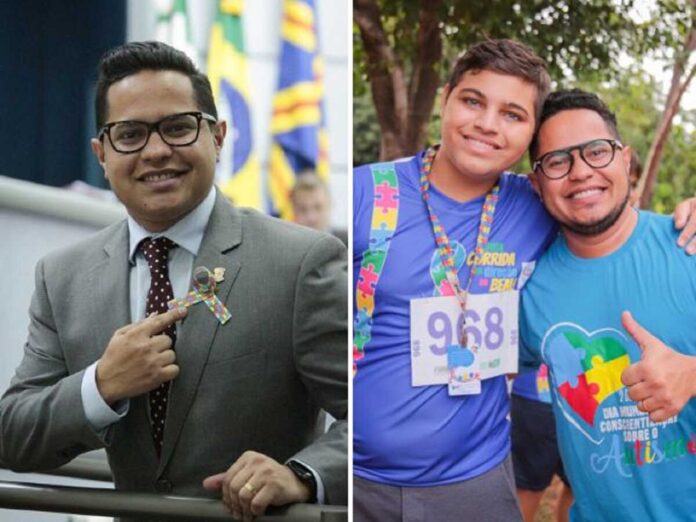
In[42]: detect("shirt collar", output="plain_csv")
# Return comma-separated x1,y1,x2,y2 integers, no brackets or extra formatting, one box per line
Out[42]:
127,187,217,264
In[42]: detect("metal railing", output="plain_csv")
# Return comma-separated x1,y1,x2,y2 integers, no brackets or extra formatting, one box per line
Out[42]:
0,456,347,521
0,175,125,227
0,481,347,521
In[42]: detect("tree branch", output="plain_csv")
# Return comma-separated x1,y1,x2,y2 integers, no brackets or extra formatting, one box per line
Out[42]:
639,18,696,208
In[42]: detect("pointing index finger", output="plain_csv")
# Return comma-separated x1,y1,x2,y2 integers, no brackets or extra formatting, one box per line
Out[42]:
139,307,187,336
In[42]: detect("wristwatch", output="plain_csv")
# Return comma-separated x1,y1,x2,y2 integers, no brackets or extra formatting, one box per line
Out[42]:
286,460,318,503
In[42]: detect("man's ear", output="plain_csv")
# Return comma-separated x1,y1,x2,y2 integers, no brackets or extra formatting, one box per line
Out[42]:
90,138,108,180
528,170,542,198
622,144,633,175
213,120,227,159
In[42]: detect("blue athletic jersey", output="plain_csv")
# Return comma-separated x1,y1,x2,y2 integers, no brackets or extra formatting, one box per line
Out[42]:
354,151,556,486
520,211,696,521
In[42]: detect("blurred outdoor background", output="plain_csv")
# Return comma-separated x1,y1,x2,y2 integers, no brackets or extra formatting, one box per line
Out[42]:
354,0,696,214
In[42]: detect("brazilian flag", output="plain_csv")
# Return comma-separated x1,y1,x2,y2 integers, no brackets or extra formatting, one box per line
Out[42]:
207,0,262,209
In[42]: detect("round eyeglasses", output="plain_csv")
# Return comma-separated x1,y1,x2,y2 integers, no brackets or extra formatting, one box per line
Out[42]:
533,139,624,180
98,111,217,154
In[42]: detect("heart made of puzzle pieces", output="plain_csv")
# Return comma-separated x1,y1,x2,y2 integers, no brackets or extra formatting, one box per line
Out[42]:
543,325,631,427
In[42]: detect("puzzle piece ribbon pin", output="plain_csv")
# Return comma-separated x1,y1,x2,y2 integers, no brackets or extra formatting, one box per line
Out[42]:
168,266,231,324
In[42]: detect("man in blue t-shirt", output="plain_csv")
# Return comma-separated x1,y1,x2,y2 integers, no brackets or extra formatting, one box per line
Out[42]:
520,89,696,521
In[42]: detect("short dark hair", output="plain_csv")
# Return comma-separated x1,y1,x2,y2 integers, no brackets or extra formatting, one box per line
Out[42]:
94,41,217,132
446,39,551,122
529,88,621,160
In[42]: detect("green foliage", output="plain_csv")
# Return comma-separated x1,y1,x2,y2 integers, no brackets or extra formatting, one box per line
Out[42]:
578,73,696,213
354,0,671,93
354,1,696,212
653,121,696,214
353,89,382,166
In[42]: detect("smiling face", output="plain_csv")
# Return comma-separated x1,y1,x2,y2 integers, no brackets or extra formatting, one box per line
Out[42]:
531,109,632,236
91,70,226,232
433,69,537,194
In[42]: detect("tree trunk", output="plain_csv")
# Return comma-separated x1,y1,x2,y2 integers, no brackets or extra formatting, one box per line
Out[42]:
405,1,443,153
354,0,443,160
638,4,696,208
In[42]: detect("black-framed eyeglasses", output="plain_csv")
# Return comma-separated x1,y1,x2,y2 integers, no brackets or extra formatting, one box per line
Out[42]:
533,139,624,180
98,111,217,154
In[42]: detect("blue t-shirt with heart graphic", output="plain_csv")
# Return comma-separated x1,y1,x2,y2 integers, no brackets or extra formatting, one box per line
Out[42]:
520,211,696,522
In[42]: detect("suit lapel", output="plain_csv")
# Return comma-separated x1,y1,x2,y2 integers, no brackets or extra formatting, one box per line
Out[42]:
93,221,131,352
159,193,243,471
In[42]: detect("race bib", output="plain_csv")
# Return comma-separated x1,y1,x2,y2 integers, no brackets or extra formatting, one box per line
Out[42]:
410,291,519,387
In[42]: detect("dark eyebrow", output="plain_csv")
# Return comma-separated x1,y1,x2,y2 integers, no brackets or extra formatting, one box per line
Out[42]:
458,88,530,116
458,88,485,99
504,102,530,116
111,120,142,126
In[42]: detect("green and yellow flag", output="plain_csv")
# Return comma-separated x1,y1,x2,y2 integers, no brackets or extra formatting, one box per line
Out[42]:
207,0,262,209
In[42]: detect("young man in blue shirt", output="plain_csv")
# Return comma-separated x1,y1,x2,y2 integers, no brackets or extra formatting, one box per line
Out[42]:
353,39,555,522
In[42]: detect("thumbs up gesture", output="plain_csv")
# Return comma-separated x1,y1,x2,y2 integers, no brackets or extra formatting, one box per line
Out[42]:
620,311,696,422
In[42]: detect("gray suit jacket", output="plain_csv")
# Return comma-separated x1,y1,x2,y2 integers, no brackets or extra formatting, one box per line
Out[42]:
0,193,347,509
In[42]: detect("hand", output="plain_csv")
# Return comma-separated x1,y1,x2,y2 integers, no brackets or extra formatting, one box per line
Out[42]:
95,307,187,403
203,451,311,521
620,311,696,422
673,197,696,254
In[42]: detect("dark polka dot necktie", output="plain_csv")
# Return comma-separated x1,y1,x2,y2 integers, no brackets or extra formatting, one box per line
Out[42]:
139,236,178,458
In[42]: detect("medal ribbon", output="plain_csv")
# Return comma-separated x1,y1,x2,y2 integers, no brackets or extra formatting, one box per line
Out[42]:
168,266,231,324
419,146,500,346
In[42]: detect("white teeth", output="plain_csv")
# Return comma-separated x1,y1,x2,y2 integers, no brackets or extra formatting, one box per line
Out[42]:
143,172,178,182
571,188,603,199
465,137,496,150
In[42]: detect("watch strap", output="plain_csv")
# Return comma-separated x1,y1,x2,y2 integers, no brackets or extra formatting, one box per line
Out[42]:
286,460,318,503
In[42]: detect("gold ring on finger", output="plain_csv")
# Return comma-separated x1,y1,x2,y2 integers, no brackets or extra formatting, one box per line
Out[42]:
243,482,257,495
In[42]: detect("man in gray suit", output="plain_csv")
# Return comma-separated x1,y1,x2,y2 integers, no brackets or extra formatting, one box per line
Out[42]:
0,41,347,521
